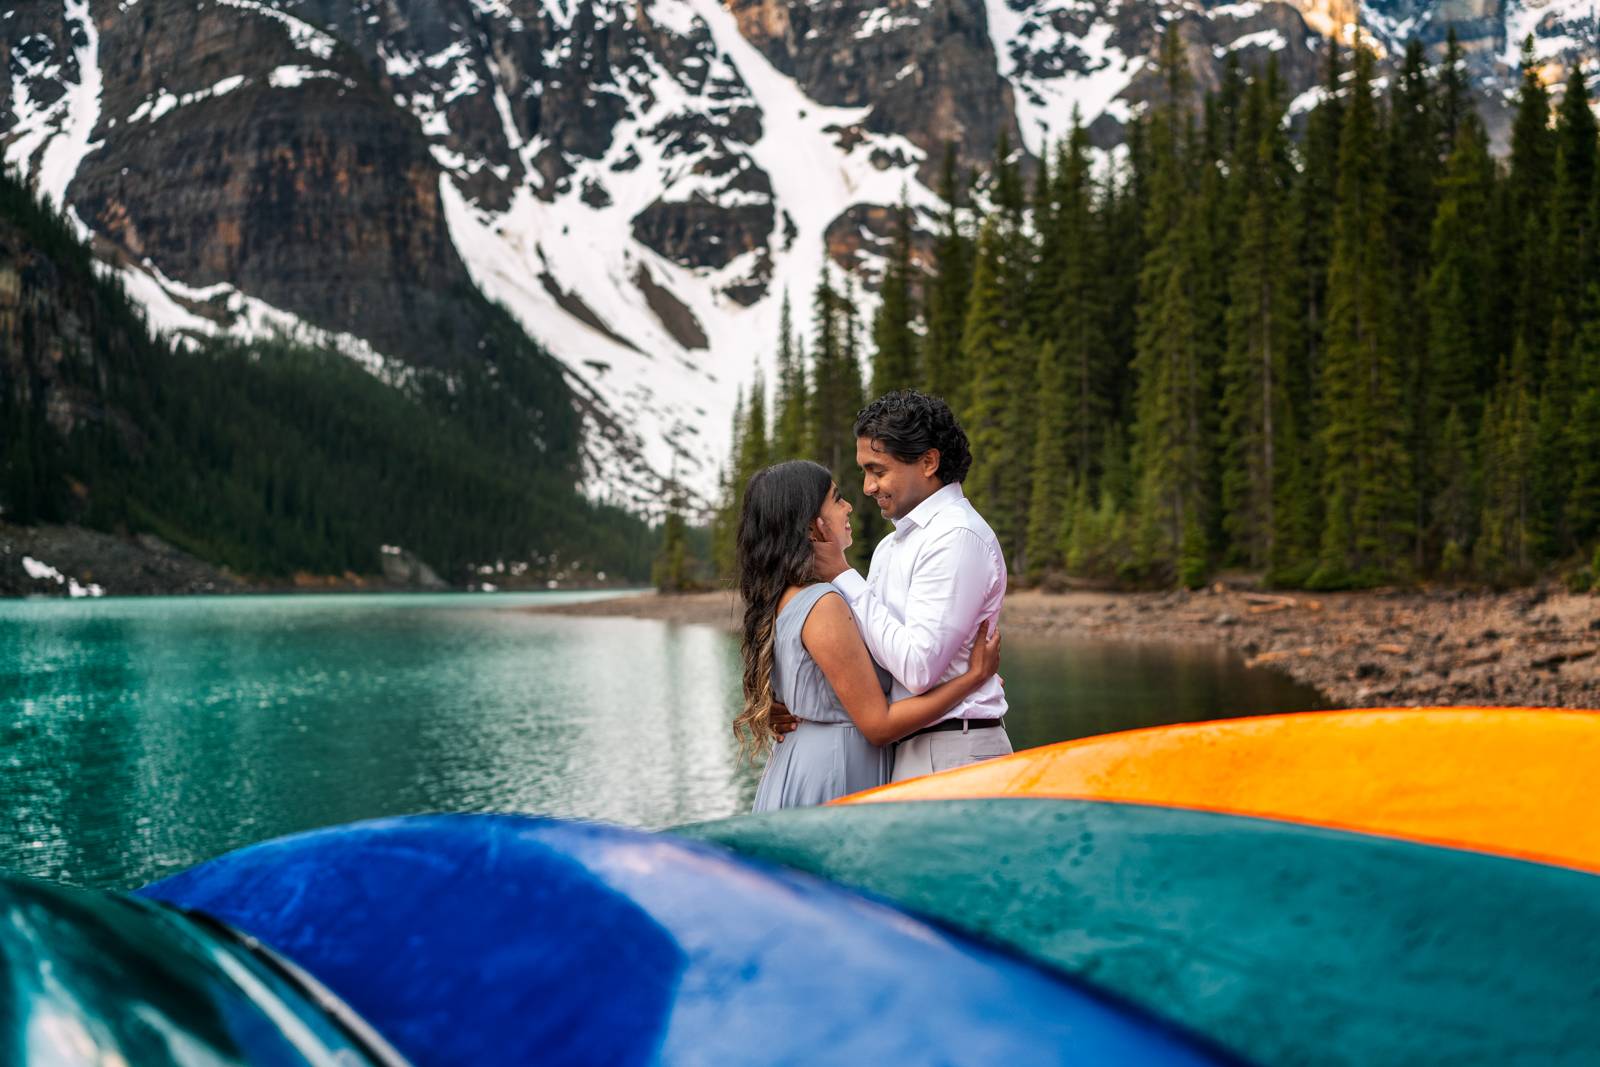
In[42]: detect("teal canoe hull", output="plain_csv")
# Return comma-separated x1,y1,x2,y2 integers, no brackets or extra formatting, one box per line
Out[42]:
681,798,1600,1067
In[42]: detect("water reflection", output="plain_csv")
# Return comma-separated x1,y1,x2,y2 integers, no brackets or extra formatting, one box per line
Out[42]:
0,593,1321,890
1001,637,1328,751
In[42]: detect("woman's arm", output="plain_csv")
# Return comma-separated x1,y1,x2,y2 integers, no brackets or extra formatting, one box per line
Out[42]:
802,592,999,747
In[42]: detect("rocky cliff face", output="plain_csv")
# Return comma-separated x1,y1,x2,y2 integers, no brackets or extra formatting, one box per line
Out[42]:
3,0,1594,502
67,0,477,371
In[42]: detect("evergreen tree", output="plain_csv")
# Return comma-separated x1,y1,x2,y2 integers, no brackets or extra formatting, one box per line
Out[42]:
738,373,772,482
808,268,879,561
1506,35,1556,371
1387,39,1442,569
1286,39,1344,561
809,263,856,481
962,219,1029,568
1528,382,1569,561
1431,406,1477,575
1311,42,1412,587
992,128,1028,230
710,388,746,577
1507,35,1556,226
1424,113,1496,566
771,292,808,459
1130,29,1214,586
1437,28,1470,157
1191,85,1232,563
652,475,692,592
1426,115,1497,433
1050,120,1112,486
1028,147,1060,339
1221,62,1307,577
1567,306,1600,549
713,372,775,578
1476,343,1538,579
1024,339,1070,578
1101,135,1146,428
1292,37,1345,411
839,275,887,558
993,128,1038,353
923,145,973,411
1549,66,1597,368
1388,41,1440,288
871,195,919,396
1063,473,1133,581
1212,53,1247,163
1519,67,1594,562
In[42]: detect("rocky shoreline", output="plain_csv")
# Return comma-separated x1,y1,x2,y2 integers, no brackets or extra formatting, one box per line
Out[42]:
529,585,1600,710
0,522,244,598
0,523,605,598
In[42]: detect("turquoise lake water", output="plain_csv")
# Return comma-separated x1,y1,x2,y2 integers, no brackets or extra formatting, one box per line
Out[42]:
0,592,1324,889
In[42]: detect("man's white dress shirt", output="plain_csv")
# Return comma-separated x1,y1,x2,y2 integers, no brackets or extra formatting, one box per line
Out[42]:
831,482,1008,723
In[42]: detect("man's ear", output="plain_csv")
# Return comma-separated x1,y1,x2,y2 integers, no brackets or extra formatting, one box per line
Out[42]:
921,448,941,480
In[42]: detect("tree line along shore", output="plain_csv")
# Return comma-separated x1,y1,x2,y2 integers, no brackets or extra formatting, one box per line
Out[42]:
661,29,1600,600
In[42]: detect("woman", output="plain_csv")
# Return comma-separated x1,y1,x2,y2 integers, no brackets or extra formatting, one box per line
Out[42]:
735,460,1000,811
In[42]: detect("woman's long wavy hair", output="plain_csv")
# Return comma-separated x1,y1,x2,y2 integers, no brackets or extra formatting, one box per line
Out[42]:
732,460,833,762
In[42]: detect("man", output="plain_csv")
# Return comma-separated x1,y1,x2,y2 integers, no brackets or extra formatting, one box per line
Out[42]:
799,389,1012,779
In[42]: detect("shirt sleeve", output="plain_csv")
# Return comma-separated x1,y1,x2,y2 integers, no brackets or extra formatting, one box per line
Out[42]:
833,528,994,694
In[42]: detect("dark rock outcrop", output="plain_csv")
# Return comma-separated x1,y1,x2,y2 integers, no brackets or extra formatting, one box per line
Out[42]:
632,193,772,271
0,522,242,597
379,544,446,590
65,0,477,372
634,265,709,350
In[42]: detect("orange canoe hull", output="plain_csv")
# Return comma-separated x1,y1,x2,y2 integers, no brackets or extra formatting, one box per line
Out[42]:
838,707,1600,873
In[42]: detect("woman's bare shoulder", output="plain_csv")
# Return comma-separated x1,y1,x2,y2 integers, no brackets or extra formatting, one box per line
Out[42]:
800,590,857,649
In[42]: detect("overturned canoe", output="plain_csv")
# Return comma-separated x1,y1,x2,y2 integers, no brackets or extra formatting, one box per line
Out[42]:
840,707,1600,872
683,797,1600,1067
138,813,1235,1067
0,869,406,1066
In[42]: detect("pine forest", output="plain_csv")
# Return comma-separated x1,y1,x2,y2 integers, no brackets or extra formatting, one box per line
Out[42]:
713,31,1600,592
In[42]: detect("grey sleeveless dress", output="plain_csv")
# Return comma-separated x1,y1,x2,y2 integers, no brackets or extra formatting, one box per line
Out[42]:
752,583,893,812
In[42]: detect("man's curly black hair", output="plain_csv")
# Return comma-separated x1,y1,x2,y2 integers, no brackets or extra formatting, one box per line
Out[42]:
853,390,973,485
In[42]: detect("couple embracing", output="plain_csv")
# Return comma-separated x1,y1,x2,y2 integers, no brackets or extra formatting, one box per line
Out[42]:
734,390,1012,811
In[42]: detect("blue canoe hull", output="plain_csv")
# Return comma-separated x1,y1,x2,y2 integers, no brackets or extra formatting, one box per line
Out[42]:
140,813,1235,1066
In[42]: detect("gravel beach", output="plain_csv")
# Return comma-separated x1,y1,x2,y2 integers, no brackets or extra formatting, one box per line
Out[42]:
529,585,1600,710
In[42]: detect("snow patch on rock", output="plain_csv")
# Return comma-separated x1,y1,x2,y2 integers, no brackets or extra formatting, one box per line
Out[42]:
986,1,1138,155
214,0,339,60
22,556,105,597
5,0,102,216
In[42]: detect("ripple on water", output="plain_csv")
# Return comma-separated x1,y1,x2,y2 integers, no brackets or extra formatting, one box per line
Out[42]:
0,593,1321,888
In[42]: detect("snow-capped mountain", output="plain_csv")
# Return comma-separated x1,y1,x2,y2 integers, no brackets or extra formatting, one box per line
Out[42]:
3,0,1594,508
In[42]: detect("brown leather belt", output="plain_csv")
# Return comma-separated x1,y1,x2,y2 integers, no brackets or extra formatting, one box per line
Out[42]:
906,718,1005,741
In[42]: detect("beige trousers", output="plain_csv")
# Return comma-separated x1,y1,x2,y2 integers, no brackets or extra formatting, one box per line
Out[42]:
890,722,1013,782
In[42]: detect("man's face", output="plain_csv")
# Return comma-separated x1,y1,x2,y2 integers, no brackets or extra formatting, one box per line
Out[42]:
856,437,940,522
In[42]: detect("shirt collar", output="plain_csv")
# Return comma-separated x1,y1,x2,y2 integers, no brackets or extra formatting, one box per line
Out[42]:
893,482,965,534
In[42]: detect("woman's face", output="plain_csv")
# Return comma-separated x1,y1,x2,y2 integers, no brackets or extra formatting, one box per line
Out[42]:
815,482,854,551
